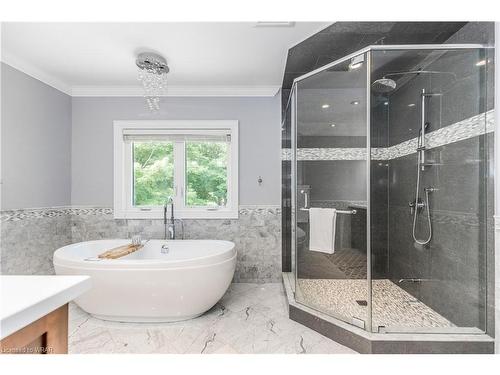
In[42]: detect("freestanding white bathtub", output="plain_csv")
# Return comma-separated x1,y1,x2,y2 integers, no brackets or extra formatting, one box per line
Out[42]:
53,239,236,322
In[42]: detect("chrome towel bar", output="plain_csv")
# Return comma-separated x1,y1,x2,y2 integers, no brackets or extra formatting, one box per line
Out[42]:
299,208,357,215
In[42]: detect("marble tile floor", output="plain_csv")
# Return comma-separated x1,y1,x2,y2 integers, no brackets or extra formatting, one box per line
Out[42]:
69,283,356,354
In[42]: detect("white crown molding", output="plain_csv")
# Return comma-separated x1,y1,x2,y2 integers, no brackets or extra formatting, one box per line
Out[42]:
71,85,280,97
1,50,280,98
1,49,72,95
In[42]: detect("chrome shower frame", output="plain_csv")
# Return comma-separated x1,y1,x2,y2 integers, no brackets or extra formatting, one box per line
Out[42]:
293,44,488,83
289,43,491,335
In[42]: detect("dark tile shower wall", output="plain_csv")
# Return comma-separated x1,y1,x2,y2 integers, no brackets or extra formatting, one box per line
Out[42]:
370,97,390,277
281,22,467,114
384,137,491,330
281,22,468,273
280,21,494,337
370,22,495,333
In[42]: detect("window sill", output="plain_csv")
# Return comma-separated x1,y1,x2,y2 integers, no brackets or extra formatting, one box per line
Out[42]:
113,209,239,220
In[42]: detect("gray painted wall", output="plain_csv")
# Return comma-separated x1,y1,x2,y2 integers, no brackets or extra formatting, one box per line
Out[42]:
1,68,283,282
1,63,72,209
71,96,281,207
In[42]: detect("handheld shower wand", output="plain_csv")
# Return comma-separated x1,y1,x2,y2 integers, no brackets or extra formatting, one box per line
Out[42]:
410,89,439,246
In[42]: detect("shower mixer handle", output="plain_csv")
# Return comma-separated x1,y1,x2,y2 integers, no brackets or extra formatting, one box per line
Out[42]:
409,198,425,215
409,187,436,214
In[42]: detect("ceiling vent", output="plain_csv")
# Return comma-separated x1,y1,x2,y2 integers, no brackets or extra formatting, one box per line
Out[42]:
254,22,295,28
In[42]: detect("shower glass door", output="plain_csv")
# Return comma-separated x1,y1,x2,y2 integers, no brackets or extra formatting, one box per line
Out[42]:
291,44,492,336
293,52,370,329
369,46,492,334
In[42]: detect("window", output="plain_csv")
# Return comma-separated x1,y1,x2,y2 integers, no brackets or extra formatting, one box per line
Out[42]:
114,120,238,219
185,141,228,207
133,141,174,206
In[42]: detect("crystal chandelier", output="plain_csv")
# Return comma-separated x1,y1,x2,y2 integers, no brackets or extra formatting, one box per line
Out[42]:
136,52,169,111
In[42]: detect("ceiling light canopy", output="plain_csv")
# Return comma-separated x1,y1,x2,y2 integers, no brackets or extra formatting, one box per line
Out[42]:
136,52,170,111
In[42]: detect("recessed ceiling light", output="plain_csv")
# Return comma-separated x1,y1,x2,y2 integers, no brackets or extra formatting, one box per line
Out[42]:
408,103,416,107
349,62,363,70
330,124,336,128
351,100,360,106
321,104,330,109
348,55,365,71
384,101,389,106
475,60,487,66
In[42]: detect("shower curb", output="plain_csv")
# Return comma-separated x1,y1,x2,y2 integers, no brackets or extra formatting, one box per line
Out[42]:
282,273,494,354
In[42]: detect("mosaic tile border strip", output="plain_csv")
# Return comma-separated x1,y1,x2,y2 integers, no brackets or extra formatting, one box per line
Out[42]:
281,148,291,161
0,205,280,222
239,205,281,215
374,110,494,160
494,215,500,229
282,110,494,161
0,207,70,222
298,148,367,161
0,207,113,222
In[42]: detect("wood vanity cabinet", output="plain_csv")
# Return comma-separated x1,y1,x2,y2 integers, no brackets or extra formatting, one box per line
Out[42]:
0,304,68,354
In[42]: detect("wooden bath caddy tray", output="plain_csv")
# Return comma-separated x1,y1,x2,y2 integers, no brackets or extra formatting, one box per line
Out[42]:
98,244,143,259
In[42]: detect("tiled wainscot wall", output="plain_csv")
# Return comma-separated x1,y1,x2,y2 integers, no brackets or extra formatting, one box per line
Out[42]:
0,206,281,282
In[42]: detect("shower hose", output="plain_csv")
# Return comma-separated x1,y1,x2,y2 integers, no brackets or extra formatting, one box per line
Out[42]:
412,138,432,245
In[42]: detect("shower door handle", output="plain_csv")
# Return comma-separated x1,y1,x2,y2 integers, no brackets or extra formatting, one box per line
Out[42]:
300,189,309,209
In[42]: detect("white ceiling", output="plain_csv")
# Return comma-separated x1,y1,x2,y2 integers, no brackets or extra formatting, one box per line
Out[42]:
1,22,330,96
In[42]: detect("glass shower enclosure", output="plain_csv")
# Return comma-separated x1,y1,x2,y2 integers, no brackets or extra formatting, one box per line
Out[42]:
288,44,493,334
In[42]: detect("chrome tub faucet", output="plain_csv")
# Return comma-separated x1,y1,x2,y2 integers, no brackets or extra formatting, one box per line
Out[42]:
164,196,175,240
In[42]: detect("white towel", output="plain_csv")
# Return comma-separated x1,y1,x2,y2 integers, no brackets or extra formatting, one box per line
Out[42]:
308,208,337,254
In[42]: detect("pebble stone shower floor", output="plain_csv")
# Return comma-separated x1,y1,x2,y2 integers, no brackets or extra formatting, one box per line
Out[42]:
296,279,455,331
68,283,356,354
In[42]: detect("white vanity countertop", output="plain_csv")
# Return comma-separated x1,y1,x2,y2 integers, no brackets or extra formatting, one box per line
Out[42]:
0,275,91,340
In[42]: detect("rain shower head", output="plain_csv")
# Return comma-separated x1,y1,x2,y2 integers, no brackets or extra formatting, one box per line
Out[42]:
371,78,397,93
371,70,457,94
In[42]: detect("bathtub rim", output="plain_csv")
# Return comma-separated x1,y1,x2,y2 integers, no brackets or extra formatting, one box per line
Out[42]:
53,239,236,270
55,251,237,272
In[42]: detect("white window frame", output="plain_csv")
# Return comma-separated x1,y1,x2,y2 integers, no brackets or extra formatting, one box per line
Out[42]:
113,120,239,219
